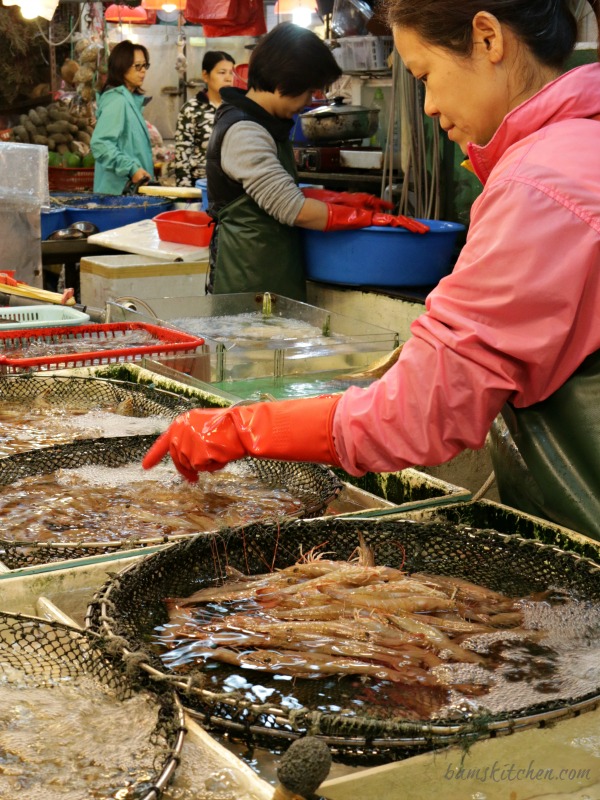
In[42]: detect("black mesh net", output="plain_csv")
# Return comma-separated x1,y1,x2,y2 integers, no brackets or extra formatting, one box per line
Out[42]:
0,374,197,420
86,517,600,760
0,611,186,799
0,435,342,568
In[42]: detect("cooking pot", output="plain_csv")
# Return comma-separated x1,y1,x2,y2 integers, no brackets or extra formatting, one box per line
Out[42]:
299,98,379,143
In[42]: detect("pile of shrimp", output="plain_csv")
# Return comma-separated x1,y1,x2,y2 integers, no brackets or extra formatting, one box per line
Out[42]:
160,538,526,688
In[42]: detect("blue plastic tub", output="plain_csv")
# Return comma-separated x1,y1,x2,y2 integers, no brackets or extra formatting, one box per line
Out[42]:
302,219,465,287
195,179,209,212
40,206,68,240
50,193,173,233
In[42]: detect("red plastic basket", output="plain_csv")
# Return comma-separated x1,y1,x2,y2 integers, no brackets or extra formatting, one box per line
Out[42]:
154,210,214,247
48,166,95,192
0,321,204,373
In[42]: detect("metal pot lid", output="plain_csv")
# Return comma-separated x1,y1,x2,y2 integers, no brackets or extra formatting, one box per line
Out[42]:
300,97,373,118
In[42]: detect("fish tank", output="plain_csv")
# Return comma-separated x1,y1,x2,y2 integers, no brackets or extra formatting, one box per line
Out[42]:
107,293,400,384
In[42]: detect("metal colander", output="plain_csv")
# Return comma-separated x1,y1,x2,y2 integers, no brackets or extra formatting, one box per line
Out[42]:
0,611,186,799
0,433,342,568
86,517,600,760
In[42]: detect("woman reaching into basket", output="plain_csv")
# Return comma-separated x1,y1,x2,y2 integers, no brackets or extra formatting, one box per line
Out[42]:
91,40,155,195
144,0,600,540
203,22,428,299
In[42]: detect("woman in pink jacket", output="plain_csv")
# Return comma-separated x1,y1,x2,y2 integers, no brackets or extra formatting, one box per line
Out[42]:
144,0,600,539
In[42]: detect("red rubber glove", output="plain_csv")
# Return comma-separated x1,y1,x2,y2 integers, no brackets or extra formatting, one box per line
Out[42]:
142,395,342,481
324,204,430,234
302,187,394,213
0,273,19,287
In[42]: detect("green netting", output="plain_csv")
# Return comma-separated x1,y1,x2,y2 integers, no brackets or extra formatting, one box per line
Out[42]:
86,518,600,759
0,611,186,799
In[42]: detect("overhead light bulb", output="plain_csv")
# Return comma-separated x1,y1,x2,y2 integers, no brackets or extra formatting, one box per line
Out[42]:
11,0,59,19
18,1,40,18
161,3,176,11
291,6,312,26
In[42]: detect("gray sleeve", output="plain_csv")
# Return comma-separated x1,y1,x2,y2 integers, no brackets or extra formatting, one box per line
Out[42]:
220,121,305,226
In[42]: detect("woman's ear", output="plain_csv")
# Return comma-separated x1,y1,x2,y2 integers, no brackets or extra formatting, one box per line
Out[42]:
472,11,505,64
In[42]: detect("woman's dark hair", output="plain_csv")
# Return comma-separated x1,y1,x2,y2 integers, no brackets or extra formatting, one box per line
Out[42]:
386,0,600,67
103,40,150,93
202,50,235,73
248,22,342,95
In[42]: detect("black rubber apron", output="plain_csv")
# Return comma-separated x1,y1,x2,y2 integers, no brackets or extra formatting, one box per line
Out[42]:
489,349,600,540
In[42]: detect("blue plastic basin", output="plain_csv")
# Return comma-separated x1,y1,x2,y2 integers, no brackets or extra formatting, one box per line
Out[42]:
302,219,465,287
50,193,173,233
40,206,68,240
195,179,209,212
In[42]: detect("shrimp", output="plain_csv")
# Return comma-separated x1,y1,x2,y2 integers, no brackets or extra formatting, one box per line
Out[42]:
319,585,457,614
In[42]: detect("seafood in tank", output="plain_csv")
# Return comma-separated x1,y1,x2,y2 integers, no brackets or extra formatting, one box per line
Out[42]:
0,375,194,456
0,673,168,799
155,540,600,721
0,461,304,544
0,401,170,456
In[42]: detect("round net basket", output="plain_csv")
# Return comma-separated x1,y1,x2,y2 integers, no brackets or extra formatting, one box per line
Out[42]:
0,432,342,568
86,517,600,761
0,611,186,798
0,374,198,431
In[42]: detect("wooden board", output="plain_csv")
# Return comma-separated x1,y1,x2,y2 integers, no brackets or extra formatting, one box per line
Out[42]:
137,186,202,199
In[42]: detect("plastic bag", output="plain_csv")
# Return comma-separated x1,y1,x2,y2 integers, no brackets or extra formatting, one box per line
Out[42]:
0,142,49,212
331,0,373,37
184,0,251,25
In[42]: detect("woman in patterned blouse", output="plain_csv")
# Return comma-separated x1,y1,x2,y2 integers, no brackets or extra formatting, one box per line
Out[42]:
174,51,235,187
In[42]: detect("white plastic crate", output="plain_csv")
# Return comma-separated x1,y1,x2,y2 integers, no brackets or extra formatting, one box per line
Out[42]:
334,35,393,72
0,305,90,330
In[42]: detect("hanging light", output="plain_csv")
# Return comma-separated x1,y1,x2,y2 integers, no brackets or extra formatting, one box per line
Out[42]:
3,0,60,21
141,0,186,12
274,0,316,27
104,3,151,23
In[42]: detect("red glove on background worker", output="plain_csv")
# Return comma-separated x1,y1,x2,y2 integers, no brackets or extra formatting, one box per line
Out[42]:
300,188,430,234
301,187,395,213
324,206,430,233
142,396,342,481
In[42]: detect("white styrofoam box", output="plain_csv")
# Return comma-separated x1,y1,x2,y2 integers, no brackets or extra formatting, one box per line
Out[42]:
79,254,208,308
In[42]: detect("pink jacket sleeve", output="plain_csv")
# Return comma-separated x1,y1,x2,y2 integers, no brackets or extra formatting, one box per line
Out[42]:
332,177,600,477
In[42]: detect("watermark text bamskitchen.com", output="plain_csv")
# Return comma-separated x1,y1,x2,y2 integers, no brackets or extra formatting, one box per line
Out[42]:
443,760,592,783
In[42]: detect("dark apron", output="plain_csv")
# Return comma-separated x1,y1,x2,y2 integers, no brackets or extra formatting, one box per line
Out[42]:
489,349,600,539
211,141,306,301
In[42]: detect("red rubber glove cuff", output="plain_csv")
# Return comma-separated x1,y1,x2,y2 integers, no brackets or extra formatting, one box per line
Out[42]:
302,187,394,212
324,204,375,231
324,204,430,233
372,214,430,234
142,395,343,481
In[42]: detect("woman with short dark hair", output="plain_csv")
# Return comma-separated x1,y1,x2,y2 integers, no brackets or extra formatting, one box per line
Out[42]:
175,50,236,187
91,40,154,194
205,22,417,299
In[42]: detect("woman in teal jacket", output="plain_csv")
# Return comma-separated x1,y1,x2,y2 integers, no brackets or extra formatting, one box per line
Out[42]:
91,40,154,195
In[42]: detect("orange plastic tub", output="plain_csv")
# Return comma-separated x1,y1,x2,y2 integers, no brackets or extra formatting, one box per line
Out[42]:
153,210,214,247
